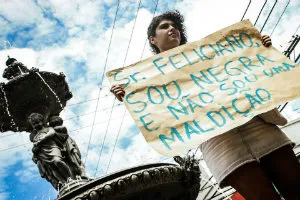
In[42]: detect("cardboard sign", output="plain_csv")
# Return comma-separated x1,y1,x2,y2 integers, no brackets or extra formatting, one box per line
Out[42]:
107,20,300,156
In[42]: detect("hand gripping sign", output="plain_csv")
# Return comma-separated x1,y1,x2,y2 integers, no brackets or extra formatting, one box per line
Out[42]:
106,20,300,157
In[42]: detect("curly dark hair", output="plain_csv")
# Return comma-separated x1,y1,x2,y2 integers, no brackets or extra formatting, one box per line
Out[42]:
147,10,187,54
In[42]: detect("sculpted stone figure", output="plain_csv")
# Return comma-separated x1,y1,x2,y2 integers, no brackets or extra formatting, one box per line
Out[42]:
48,115,87,179
28,113,86,189
3,57,30,80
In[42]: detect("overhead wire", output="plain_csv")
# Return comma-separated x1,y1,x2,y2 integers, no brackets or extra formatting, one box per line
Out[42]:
84,0,121,164
296,53,300,63
92,97,117,176
279,23,300,54
254,0,267,26
241,0,252,21
270,0,290,36
0,103,124,139
0,142,31,152
91,0,136,176
260,0,278,33
67,115,132,133
139,0,160,60
0,110,132,141
293,24,300,35
103,103,127,175
66,87,115,108
278,35,300,112
104,0,160,176
95,0,144,177
140,34,148,61
66,98,99,107
63,102,122,121
270,0,297,112
0,132,19,139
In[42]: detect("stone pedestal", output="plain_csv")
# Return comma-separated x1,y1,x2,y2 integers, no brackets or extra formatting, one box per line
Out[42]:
58,163,200,200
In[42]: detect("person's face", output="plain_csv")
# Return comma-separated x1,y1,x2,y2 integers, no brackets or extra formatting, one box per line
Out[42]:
30,118,44,130
149,19,181,53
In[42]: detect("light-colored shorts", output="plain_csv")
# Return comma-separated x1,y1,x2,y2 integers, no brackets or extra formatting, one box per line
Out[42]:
200,116,294,188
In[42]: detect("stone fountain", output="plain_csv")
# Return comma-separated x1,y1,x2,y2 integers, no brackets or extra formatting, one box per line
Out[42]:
0,57,201,199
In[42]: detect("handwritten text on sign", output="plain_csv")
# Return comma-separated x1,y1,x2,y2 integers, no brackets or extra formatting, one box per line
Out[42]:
106,20,300,156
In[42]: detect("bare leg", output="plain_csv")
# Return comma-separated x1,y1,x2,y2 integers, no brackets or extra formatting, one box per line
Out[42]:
224,162,281,200
260,145,300,200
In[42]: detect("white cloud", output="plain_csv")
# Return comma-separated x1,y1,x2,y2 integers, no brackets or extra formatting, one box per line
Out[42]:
37,0,104,29
177,0,300,51
104,0,117,6
68,26,82,36
34,18,58,37
0,193,9,200
0,18,10,36
1,0,300,199
0,0,43,26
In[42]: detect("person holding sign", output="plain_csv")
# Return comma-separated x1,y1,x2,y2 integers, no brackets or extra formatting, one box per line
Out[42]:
110,11,300,200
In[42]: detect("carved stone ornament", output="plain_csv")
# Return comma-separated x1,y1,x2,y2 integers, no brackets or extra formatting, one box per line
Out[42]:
0,57,72,132
28,113,89,191
58,163,201,200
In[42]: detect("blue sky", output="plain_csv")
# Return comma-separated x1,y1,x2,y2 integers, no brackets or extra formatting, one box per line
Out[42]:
0,0,300,199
